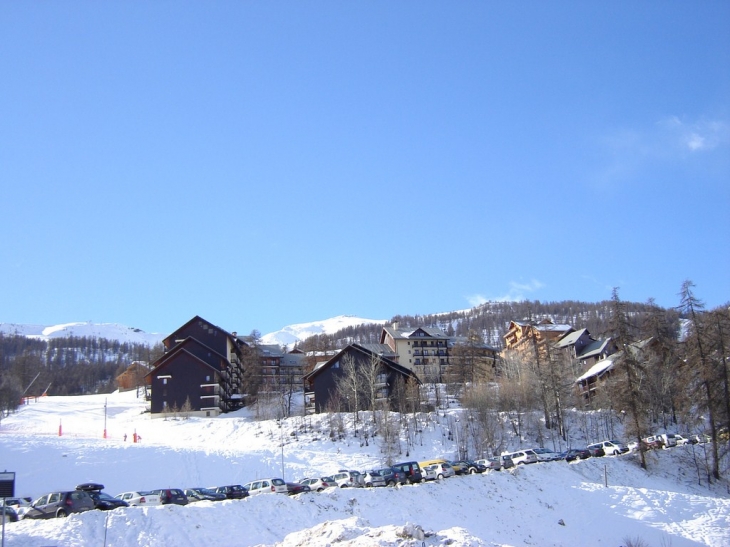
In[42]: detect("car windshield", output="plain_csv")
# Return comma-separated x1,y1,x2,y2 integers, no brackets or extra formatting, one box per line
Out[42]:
97,493,116,501
272,479,285,486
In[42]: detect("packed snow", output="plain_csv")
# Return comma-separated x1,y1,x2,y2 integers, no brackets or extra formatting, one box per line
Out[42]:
0,391,728,547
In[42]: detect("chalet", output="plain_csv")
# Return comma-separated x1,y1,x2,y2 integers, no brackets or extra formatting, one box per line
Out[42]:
554,328,616,366
503,319,574,355
145,316,250,417
575,337,659,403
303,343,420,414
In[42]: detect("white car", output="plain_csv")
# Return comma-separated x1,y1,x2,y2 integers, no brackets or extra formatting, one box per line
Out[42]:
673,434,690,446
328,471,363,488
422,462,455,480
298,477,333,492
502,449,538,465
531,448,561,462
588,440,629,456
115,491,162,506
243,478,288,496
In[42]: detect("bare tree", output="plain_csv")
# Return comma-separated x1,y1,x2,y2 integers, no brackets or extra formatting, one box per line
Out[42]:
334,354,364,424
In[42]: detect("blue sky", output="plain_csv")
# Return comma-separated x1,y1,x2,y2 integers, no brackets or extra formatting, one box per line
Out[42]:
1,2,728,336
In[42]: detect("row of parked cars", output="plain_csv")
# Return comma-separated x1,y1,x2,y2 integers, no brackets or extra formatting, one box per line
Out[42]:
6,434,701,522
0,478,309,521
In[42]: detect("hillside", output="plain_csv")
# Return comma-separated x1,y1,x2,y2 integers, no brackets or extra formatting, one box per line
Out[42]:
0,391,728,546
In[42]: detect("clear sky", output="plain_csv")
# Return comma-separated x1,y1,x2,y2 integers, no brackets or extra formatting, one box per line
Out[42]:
1,2,728,336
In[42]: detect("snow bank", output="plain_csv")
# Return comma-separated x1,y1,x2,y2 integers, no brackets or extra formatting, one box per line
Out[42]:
1,391,728,546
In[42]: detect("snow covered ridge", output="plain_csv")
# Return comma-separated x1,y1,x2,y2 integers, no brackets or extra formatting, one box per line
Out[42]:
0,315,386,348
259,315,387,347
0,321,166,346
1,391,729,546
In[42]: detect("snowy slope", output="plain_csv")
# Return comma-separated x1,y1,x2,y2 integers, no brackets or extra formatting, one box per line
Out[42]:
259,315,387,348
0,321,165,346
1,315,386,349
1,391,728,547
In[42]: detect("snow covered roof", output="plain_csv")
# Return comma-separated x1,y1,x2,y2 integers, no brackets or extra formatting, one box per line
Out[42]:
575,356,615,383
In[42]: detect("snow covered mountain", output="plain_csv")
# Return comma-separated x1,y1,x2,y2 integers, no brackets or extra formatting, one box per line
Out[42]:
0,321,166,346
0,315,386,349
259,314,387,347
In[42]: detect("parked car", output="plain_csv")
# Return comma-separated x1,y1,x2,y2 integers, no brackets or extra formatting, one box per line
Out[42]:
329,471,363,488
422,462,455,480
0,506,18,523
76,483,129,511
24,490,95,519
475,457,506,471
502,450,538,465
588,440,628,456
243,478,288,495
656,434,678,448
285,482,311,495
152,488,188,506
376,467,407,486
531,448,563,462
115,491,162,507
448,460,469,475
587,444,606,457
563,448,592,462
298,477,333,492
362,470,387,488
688,434,711,445
673,434,690,446
391,461,423,484
452,460,487,474
184,488,226,502
211,485,248,499
338,470,366,487
641,435,664,450
1,497,32,520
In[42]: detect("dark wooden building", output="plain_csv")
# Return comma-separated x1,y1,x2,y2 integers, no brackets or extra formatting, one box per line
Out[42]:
146,316,249,417
303,343,420,414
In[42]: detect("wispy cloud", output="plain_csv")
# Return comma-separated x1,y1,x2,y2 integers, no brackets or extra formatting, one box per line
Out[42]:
657,115,729,153
467,279,545,307
592,114,729,188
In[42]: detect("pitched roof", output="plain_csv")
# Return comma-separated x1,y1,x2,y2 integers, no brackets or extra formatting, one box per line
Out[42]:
304,343,420,383
381,325,449,341
577,337,612,360
555,328,590,348
358,343,398,357
163,315,245,350
575,356,615,383
146,336,228,378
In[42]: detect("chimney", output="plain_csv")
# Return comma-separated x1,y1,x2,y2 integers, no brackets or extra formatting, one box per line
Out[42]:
392,322,399,330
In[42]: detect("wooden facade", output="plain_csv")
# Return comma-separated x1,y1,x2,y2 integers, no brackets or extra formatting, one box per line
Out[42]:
303,343,420,414
146,316,249,417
